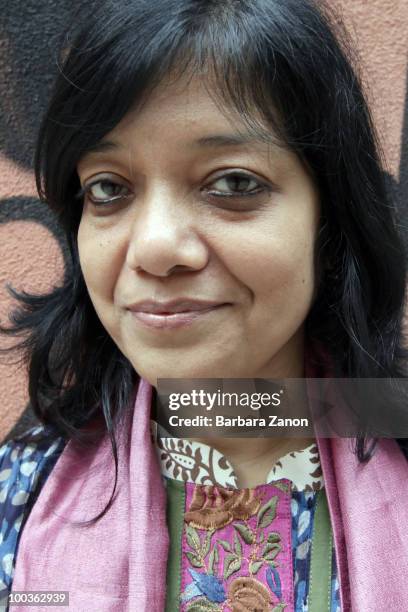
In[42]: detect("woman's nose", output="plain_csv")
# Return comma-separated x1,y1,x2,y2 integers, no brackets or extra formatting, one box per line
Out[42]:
125,188,209,277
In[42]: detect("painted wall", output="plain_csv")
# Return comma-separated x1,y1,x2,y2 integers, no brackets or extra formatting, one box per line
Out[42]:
0,1,407,440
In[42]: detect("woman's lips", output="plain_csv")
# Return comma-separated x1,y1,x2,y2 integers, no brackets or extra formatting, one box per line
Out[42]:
129,304,227,329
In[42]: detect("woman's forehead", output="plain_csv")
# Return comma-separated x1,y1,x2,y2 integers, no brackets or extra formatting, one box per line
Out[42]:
110,74,265,134
78,74,287,165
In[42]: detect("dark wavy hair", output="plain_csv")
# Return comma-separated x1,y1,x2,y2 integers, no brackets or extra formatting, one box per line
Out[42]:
1,0,407,523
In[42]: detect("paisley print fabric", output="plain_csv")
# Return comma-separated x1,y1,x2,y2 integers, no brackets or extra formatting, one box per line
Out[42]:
154,431,324,492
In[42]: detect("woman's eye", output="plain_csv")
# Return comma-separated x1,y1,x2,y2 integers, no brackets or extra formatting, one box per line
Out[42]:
80,179,132,204
76,172,270,209
205,173,268,198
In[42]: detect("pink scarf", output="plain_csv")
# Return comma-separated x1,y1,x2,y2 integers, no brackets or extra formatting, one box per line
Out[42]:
12,380,169,611
12,347,408,611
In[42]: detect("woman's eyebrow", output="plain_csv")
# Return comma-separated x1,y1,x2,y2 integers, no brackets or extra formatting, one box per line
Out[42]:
81,140,121,158
191,132,278,149
79,131,280,161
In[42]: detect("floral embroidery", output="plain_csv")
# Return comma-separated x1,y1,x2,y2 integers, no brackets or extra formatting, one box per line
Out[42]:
228,576,274,611
181,481,293,611
184,486,262,530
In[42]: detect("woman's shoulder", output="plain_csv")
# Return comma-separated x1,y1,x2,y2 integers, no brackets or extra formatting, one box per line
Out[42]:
0,424,66,508
0,424,66,473
0,425,67,599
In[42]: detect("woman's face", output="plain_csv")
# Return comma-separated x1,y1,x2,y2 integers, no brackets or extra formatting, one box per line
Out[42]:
77,75,320,385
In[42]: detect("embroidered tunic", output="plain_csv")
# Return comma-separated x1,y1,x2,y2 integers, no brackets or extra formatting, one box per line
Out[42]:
0,425,341,611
